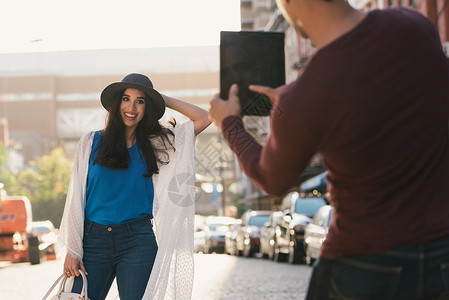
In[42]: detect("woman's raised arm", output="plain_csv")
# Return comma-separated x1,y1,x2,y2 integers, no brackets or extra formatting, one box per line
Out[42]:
162,94,211,135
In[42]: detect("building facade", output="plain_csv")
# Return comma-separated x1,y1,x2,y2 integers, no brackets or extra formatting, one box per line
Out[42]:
0,46,239,215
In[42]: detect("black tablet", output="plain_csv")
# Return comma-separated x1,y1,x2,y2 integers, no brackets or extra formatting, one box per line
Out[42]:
220,31,285,116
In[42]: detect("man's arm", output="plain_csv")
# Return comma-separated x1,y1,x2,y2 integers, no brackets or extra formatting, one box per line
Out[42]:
210,84,317,196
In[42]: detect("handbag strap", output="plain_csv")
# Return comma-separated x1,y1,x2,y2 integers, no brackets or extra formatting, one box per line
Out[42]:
41,274,65,300
42,270,88,300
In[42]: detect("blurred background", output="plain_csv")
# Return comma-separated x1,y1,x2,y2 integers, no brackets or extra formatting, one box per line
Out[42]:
1,1,448,299
0,0,448,229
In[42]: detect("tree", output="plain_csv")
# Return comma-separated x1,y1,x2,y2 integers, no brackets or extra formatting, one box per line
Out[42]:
0,144,72,227
29,148,72,228
0,142,17,196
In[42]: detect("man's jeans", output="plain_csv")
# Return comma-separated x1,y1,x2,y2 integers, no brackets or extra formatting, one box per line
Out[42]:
306,234,449,300
72,216,158,300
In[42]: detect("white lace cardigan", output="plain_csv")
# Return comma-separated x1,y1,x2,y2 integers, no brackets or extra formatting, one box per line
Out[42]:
57,120,196,300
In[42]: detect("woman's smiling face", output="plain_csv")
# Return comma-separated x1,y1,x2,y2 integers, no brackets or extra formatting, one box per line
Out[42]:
120,88,146,131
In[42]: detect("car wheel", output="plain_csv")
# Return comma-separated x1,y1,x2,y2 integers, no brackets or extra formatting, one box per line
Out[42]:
28,236,42,265
288,235,303,264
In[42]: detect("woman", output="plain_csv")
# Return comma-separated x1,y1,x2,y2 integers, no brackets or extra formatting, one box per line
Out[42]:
57,73,210,300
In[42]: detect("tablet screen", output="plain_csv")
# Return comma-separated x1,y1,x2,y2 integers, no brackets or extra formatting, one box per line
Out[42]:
220,31,285,116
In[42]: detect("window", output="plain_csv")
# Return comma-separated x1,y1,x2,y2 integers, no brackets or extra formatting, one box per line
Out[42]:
294,198,326,217
248,215,270,227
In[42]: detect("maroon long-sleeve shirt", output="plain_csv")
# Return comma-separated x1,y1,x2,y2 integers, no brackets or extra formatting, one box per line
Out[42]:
222,8,449,258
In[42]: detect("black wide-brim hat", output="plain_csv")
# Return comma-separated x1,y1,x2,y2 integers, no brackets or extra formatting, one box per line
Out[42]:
100,73,166,120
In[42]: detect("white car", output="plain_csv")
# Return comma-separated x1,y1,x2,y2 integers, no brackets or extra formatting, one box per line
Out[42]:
194,215,207,253
203,216,236,254
29,220,58,244
304,205,333,266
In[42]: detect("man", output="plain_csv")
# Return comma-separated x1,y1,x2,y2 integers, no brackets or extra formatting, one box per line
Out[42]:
209,0,449,298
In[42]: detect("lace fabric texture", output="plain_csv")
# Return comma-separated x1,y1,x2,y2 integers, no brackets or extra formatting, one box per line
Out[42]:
57,120,196,299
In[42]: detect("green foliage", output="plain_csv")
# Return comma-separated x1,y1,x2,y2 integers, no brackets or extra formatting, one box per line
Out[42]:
0,142,7,167
28,148,72,228
0,145,72,228
0,142,17,196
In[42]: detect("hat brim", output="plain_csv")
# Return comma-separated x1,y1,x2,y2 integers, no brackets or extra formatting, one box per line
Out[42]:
100,82,166,119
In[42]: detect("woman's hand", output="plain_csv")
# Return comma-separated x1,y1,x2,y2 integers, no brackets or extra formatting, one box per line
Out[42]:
161,93,211,135
63,252,87,278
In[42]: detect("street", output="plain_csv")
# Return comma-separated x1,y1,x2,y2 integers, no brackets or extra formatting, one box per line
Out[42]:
0,254,312,300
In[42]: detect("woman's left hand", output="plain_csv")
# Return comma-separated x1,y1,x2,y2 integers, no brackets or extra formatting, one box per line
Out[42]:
63,252,87,278
160,93,211,135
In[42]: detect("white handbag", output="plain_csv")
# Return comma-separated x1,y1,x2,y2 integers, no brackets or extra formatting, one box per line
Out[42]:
42,269,88,300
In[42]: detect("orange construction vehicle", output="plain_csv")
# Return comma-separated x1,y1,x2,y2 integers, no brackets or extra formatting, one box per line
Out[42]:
0,187,33,263
0,184,59,264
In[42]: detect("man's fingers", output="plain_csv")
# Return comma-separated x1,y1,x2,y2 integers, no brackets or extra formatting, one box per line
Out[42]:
249,85,282,104
249,85,273,97
228,84,239,101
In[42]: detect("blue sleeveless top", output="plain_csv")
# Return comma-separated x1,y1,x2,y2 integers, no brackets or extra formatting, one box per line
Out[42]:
85,131,154,225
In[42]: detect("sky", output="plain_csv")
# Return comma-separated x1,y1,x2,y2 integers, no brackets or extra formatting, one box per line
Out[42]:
0,0,241,53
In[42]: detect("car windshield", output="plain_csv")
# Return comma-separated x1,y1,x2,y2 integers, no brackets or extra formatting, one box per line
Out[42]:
294,198,326,216
32,226,51,234
248,215,270,227
208,224,230,232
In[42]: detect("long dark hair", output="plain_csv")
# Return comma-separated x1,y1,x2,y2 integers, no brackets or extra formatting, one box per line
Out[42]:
94,89,175,177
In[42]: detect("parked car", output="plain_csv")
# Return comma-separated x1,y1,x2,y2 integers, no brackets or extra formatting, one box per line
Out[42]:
28,220,58,262
259,211,282,259
235,210,271,257
194,215,207,253
274,192,327,264
224,220,242,256
203,216,236,254
304,205,333,266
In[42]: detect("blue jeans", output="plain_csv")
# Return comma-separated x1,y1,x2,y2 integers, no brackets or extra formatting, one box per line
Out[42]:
72,216,158,300
306,234,449,300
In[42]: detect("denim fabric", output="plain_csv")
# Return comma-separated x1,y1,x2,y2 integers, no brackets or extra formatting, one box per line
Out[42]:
72,216,158,300
306,234,449,300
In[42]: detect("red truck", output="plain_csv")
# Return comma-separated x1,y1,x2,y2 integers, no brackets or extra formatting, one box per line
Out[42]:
0,184,58,264
0,192,33,263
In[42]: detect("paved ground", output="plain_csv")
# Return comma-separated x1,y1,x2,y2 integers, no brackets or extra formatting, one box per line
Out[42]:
192,254,312,300
0,253,312,299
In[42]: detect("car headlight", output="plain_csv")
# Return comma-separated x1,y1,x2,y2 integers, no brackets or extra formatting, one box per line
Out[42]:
12,233,22,243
